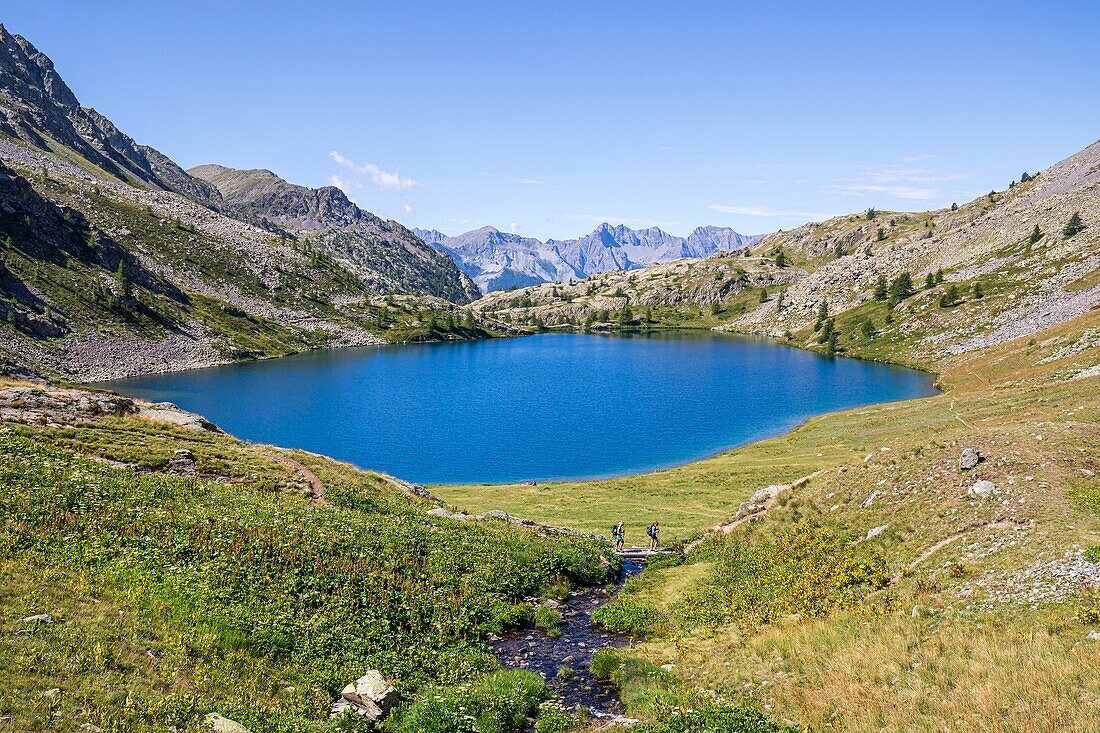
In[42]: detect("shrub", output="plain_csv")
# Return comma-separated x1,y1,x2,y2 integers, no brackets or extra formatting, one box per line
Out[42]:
485,603,533,634
1085,545,1100,563
398,670,550,733
678,521,889,630
873,274,888,301
640,700,793,733
532,605,562,634
645,552,686,571
592,597,663,636
535,701,587,732
939,284,960,308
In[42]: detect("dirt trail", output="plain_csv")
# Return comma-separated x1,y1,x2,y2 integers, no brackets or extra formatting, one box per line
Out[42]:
891,517,1026,583
263,449,325,503
684,469,827,553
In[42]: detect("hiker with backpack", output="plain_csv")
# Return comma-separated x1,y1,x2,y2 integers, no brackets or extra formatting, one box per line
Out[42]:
646,521,660,551
612,521,625,551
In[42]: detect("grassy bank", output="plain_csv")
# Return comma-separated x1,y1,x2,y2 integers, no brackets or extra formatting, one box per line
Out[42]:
434,309,1100,730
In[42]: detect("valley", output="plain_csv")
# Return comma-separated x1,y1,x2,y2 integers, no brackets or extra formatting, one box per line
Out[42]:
0,16,1098,733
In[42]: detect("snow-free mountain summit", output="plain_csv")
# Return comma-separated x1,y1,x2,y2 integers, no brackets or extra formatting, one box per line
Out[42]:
416,223,762,293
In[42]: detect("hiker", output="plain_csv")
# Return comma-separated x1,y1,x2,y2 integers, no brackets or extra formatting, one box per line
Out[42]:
612,521,625,551
646,521,660,550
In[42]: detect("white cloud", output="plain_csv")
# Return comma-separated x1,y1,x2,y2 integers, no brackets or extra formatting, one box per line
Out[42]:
328,151,422,192
827,183,942,201
826,161,969,201
328,174,360,204
403,203,413,214
707,204,834,219
509,221,520,233
513,177,546,185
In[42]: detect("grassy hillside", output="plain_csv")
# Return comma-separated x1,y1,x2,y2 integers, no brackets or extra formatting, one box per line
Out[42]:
0,393,612,732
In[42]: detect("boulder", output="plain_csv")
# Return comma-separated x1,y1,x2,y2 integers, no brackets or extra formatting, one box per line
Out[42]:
865,524,889,540
330,670,399,721
959,448,981,470
859,491,880,509
426,506,469,521
204,713,252,733
968,480,997,500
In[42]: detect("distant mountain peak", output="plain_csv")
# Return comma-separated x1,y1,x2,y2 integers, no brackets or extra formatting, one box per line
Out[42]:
418,223,763,293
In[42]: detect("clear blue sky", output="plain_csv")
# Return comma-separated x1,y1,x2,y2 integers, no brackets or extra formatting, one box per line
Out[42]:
8,1,1099,239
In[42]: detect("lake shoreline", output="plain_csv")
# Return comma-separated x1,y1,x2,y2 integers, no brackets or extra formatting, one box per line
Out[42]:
101,331,939,487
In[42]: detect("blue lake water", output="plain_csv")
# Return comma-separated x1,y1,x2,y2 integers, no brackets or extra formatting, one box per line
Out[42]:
101,332,938,484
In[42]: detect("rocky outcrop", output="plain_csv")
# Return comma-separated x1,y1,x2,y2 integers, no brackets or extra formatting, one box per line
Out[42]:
203,713,252,733
0,24,205,195
0,384,225,435
0,384,134,424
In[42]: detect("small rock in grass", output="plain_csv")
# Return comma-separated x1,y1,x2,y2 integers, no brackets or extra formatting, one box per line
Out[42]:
968,480,996,500
1088,631,1100,641
866,524,889,540
19,613,54,625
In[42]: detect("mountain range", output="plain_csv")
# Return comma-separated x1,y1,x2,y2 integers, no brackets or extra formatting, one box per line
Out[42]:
415,224,762,293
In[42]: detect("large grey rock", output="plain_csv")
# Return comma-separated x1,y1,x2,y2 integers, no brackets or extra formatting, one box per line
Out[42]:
426,506,469,521
330,670,399,721
968,480,997,500
959,448,982,470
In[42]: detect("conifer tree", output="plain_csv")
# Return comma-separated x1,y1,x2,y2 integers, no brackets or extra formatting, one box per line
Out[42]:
873,274,888,301
1063,211,1085,237
939,283,959,308
814,300,828,330
1028,224,1043,244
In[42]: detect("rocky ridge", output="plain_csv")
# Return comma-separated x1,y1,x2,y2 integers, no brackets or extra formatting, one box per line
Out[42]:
0,24,490,380
472,140,1100,364
190,165,479,303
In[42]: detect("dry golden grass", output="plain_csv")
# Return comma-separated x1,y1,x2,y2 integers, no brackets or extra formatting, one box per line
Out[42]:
639,610,1100,733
